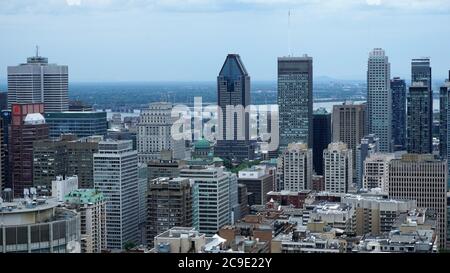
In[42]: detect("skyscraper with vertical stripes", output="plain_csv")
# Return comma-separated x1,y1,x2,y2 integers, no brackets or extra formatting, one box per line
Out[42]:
367,48,392,152
7,51,69,112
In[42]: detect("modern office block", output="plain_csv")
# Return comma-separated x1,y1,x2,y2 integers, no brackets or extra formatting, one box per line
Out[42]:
44,111,107,139
332,102,367,180
180,166,232,236
355,134,379,189
388,154,447,249
147,177,193,246
313,108,331,175
323,142,353,193
391,77,407,151
279,143,313,191
33,139,67,188
10,103,49,197
238,167,274,205
362,153,394,192
278,56,313,152
7,52,68,112
407,82,432,154
94,140,139,250
332,102,367,152
215,54,254,162
367,48,392,152
66,136,101,189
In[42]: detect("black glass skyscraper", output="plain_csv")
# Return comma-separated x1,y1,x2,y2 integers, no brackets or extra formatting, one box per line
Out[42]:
407,83,432,154
407,59,432,154
278,56,313,152
214,54,255,162
391,77,406,151
312,108,331,175
439,70,450,164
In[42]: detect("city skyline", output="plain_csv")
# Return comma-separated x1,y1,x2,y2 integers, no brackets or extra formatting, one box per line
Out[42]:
2,0,450,257
0,1,449,82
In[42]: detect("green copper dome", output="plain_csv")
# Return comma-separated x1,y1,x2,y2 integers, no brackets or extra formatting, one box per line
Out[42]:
194,138,211,149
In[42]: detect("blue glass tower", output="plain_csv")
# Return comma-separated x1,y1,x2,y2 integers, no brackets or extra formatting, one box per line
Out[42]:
214,54,255,162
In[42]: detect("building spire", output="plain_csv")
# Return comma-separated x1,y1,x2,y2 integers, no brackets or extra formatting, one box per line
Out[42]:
36,45,39,57
288,10,292,57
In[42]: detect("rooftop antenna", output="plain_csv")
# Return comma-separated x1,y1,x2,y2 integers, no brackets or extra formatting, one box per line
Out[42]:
36,45,39,57
288,9,292,57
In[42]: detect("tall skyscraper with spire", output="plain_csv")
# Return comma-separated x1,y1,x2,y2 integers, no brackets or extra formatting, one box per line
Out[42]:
278,55,313,152
214,54,255,162
7,48,69,112
367,48,392,152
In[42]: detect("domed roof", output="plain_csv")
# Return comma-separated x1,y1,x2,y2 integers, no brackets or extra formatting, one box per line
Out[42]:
194,138,211,149
24,113,46,125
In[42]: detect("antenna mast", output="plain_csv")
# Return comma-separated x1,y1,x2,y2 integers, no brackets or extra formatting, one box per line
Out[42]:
36,45,39,57
288,10,292,57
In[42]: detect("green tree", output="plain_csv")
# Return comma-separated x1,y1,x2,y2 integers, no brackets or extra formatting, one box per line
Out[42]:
123,241,136,251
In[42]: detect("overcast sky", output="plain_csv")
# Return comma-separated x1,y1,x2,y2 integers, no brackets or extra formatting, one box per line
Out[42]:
0,0,449,82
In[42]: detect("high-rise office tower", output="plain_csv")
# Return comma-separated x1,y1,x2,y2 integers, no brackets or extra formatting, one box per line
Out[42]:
137,165,148,246
66,136,101,189
411,58,432,90
0,116,3,193
180,166,232,236
215,54,255,162
31,135,101,189
407,82,432,154
332,102,367,181
227,171,239,224
94,140,139,250
367,48,392,152
1,111,11,190
332,102,367,150
362,153,394,192
448,192,450,249
0,93,7,111
355,134,379,189
313,108,331,175
44,112,107,139
64,189,107,253
323,142,352,193
10,103,49,197
439,78,450,160
237,166,274,205
391,77,407,151
137,102,185,164
279,143,312,191
388,154,447,249
238,183,249,217
8,52,68,112
147,177,193,246
33,139,67,188
440,73,450,188
278,56,313,152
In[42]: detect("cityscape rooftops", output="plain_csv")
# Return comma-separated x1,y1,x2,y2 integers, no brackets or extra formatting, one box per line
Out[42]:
64,189,105,205
0,196,58,214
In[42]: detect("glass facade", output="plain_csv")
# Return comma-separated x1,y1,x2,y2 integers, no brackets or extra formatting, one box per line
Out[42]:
45,112,107,139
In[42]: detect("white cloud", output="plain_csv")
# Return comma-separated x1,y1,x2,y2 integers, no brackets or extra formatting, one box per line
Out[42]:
66,0,81,6
1,0,449,14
